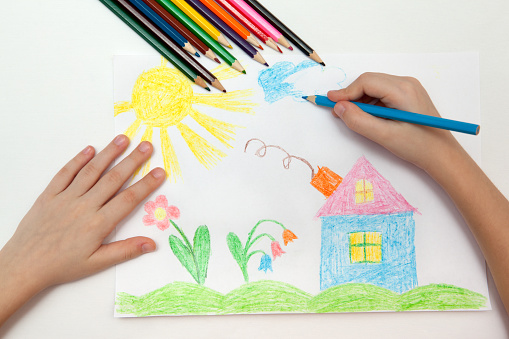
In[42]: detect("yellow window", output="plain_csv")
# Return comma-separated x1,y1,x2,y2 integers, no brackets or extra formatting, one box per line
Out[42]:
355,179,374,204
349,232,382,264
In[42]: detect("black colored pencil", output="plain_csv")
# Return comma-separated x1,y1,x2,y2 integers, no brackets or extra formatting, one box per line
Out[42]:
243,0,325,66
116,0,226,91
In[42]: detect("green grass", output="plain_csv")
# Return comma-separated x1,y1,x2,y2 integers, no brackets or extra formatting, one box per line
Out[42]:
116,281,487,316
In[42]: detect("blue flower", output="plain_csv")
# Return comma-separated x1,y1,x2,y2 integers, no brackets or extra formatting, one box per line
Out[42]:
258,254,273,273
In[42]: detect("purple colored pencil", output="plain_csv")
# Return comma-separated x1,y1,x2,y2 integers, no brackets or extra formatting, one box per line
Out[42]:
184,0,268,66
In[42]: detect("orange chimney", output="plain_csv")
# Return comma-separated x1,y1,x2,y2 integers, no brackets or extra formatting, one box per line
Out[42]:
310,166,343,198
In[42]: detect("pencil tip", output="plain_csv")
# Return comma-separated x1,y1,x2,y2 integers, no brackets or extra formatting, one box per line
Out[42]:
195,52,200,57
278,46,282,53
242,70,246,74
228,45,233,49
206,87,211,91
264,63,269,67
258,45,263,49
214,58,221,63
320,62,326,66
223,89,226,93
302,96,308,100
289,46,294,51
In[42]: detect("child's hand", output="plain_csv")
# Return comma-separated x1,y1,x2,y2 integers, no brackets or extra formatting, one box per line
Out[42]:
328,73,462,172
0,135,164,325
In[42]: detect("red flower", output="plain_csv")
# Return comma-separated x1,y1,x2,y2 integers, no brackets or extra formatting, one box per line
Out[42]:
271,241,285,260
142,195,180,231
282,229,298,246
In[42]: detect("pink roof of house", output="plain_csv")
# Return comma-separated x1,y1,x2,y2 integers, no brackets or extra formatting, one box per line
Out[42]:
316,156,418,217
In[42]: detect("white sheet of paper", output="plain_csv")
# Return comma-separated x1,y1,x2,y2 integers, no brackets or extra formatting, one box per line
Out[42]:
113,53,488,317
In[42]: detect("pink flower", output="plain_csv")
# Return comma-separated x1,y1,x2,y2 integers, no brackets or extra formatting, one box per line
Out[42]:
271,241,285,260
142,195,180,231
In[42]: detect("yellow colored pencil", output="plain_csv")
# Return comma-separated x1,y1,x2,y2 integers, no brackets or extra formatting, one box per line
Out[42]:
170,0,231,48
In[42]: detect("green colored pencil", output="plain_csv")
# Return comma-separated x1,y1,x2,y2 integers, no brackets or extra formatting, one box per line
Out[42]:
99,0,209,89
155,0,245,73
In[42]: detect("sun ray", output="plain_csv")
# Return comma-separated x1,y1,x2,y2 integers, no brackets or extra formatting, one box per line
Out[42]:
132,126,154,179
192,90,257,114
160,128,182,182
124,119,142,140
176,122,226,169
210,63,243,81
114,101,133,116
189,108,242,148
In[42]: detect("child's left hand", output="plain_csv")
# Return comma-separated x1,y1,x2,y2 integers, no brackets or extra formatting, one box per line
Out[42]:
0,135,165,326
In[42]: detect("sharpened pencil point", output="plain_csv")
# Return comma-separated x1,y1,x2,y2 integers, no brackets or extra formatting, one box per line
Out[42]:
195,52,200,57
289,46,294,51
258,45,263,50
223,90,226,93
302,96,308,100
277,46,282,53
206,87,211,91
214,58,221,63
320,62,326,66
264,63,269,67
242,70,246,74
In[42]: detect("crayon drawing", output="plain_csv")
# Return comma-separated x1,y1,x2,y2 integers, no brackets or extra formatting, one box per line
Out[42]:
114,54,488,317
114,57,257,181
257,60,346,103
317,156,418,293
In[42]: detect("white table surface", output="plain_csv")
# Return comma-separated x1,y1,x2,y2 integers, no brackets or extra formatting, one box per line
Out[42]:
1,0,509,338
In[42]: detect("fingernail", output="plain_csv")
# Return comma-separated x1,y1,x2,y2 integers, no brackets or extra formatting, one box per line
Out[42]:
114,135,126,146
334,103,346,118
138,141,151,153
82,146,92,155
151,168,165,179
142,243,156,253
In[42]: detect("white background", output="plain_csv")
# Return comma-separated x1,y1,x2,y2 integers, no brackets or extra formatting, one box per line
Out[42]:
1,0,509,337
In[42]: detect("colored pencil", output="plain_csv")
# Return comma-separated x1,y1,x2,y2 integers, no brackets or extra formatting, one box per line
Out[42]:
214,0,281,53
155,0,245,73
99,0,209,90
128,0,198,56
303,95,480,135
142,0,220,62
223,0,291,50
170,0,231,48
243,0,324,65
197,0,262,49
185,0,268,66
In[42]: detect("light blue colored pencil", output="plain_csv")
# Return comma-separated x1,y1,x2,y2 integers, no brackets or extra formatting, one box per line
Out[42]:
128,0,200,56
303,95,480,135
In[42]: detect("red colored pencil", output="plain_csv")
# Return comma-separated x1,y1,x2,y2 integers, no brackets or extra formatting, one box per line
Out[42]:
214,0,281,53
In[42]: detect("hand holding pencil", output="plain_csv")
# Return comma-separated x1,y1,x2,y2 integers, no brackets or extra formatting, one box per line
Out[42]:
319,72,477,171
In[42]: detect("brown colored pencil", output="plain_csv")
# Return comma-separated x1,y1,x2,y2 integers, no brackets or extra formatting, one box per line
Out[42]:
142,0,220,63
117,0,225,91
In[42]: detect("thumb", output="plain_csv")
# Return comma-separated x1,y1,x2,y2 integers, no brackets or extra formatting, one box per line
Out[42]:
88,237,156,271
333,101,390,143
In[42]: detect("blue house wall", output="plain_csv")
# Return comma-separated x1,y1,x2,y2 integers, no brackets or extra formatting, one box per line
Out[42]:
320,212,417,293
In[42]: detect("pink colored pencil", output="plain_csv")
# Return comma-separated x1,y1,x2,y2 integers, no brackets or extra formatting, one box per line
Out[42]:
223,0,292,50
214,0,281,52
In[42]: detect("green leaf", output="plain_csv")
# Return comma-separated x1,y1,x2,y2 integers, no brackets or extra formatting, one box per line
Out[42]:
169,235,199,284
227,232,249,282
193,225,211,285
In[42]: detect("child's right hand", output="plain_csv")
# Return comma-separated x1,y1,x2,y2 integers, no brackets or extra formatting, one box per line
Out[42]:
327,72,464,173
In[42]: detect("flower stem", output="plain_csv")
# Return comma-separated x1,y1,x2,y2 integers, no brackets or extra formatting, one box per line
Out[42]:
247,250,266,262
244,233,275,256
245,219,286,252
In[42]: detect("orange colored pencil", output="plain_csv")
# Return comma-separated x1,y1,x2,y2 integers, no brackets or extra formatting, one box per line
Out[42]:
198,0,262,49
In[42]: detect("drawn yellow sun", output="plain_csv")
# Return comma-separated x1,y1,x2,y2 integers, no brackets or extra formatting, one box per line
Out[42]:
114,58,256,181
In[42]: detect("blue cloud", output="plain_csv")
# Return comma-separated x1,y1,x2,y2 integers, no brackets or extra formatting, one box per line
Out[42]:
257,60,346,104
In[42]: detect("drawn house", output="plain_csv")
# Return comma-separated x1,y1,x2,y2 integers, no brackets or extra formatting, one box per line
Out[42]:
316,157,418,293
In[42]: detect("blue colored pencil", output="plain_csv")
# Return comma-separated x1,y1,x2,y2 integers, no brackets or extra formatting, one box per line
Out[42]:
303,95,480,135
128,0,199,56
184,0,267,66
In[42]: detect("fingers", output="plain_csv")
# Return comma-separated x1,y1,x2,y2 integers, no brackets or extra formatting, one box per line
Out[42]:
67,135,129,196
43,145,96,196
327,73,420,110
98,168,165,234
88,236,156,272
332,101,394,145
85,141,154,206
